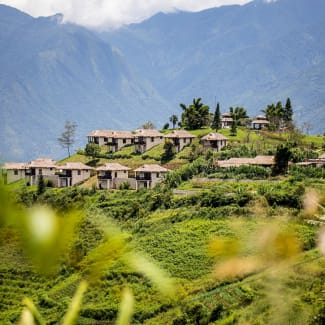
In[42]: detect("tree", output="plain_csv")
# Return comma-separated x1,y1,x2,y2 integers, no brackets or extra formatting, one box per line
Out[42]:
233,106,249,126
272,144,291,175
85,142,100,160
180,98,210,130
211,103,221,131
230,119,237,136
169,115,178,129
283,98,293,127
58,121,77,157
37,175,46,196
140,121,156,129
162,123,170,130
262,102,284,131
161,139,176,163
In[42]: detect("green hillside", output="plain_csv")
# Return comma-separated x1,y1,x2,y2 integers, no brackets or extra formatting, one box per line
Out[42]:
1,128,325,324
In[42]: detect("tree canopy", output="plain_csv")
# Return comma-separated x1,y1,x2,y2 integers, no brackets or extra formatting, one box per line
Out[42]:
57,121,77,157
180,98,210,130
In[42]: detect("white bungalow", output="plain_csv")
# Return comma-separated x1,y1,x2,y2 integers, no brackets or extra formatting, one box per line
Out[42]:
164,130,196,152
134,164,169,189
25,158,57,186
221,113,233,128
96,163,131,189
2,162,28,184
201,133,229,151
133,129,164,153
251,115,270,130
56,162,93,187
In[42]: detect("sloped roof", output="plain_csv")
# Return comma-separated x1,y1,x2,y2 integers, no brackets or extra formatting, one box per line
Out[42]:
57,162,93,170
29,158,57,168
201,133,229,141
2,162,27,170
87,130,134,138
216,156,275,168
87,130,114,137
222,113,232,118
253,155,275,165
164,130,196,139
134,129,164,137
134,164,169,173
252,119,270,124
96,163,130,171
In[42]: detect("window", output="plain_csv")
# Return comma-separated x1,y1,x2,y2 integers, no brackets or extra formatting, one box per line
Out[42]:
14,170,18,175
78,170,81,175
151,137,154,142
39,169,42,175
156,173,159,178
123,139,126,144
184,139,186,143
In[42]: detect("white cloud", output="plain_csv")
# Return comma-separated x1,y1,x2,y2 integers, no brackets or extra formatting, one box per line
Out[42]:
0,0,252,29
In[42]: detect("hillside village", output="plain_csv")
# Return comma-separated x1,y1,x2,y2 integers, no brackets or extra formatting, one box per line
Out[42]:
1,104,325,324
2,108,325,190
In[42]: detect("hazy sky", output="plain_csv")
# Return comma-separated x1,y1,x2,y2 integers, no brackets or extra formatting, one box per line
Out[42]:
0,0,253,29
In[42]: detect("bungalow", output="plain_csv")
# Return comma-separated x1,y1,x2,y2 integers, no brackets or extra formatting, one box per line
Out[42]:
96,163,131,189
134,164,169,189
2,162,28,184
106,131,134,153
25,158,57,186
251,115,270,130
56,162,93,187
164,130,196,152
221,113,233,128
87,130,134,152
201,133,229,151
216,156,275,168
87,130,113,146
133,129,164,153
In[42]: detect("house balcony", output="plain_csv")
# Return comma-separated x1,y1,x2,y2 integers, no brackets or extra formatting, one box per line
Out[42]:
25,169,35,176
134,138,146,145
136,175,152,181
56,171,72,178
98,173,112,180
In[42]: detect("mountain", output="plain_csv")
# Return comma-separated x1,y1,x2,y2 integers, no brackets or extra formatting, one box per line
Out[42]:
0,5,171,162
105,0,325,134
1,0,325,162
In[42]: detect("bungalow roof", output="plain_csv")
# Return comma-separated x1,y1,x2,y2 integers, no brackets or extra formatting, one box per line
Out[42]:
164,130,195,139
87,130,134,139
29,158,57,168
134,164,169,173
201,133,229,141
96,163,130,171
57,162,93,170
134,129,164,137
253,155,275,165
2,162,27,170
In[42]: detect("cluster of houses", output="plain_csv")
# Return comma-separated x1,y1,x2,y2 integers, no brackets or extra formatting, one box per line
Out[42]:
87,113,270,156
2,158,170,190
3,119,324,189
87,128,230,154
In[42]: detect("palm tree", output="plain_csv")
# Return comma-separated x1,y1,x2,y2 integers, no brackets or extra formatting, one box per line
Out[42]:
169,115,178,129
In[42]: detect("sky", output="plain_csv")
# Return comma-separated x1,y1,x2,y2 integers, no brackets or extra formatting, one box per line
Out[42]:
0,0,253,29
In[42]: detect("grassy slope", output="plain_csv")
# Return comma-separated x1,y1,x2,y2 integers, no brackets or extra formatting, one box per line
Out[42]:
1,128,324,323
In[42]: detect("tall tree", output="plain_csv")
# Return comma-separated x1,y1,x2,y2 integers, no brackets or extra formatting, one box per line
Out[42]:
161,139,176,163
169,115,178,129
180,98,210,130
211,103,221,131
58,121,77,157
233,107,249,126
272,144,291,175
283,97,293,127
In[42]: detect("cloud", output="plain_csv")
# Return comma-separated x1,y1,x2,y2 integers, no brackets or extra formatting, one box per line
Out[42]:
0,0,252,29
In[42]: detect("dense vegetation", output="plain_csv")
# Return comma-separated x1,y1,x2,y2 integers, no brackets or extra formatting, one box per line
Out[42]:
1,127,325,324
